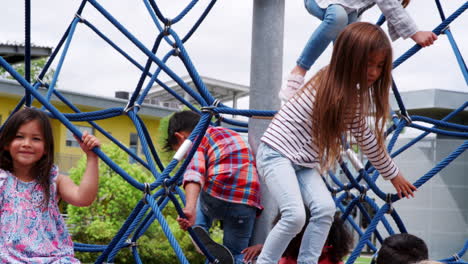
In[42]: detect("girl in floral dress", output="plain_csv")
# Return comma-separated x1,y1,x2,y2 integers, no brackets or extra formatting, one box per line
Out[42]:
0,108,100,263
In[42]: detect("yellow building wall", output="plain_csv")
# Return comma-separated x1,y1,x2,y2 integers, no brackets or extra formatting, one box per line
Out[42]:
0,95,163,173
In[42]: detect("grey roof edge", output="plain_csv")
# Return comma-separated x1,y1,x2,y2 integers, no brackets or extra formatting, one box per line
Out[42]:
0,42,53,49
0,43,53,58
390,89,468,111
0,78,176,118
149,75,250,94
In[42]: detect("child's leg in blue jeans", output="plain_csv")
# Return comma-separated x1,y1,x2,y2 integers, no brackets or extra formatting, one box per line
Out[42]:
281,0,357,102
255,144,307,263
295,167,335,264
296,1,354,71
222,203,257,263
198,191,256,263
196,195,235,264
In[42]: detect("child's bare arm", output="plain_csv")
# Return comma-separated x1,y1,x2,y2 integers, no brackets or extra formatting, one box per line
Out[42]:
411,31,438,47
242,244,263,263
177,182,201,230
390,172,416,199
58,131,100,207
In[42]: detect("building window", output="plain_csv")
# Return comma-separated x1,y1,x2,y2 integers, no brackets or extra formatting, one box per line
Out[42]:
66,126,94,147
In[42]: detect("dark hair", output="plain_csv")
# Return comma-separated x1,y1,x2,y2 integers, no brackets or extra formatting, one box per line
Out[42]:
325,213,354,262
164,110,200,151
0,108,55,207
282,212,353,263
376,234,428,264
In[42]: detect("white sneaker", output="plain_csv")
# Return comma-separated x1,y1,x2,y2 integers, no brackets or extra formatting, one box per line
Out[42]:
278,74,304,103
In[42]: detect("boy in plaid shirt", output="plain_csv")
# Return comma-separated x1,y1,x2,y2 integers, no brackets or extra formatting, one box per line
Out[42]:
165,110,262,263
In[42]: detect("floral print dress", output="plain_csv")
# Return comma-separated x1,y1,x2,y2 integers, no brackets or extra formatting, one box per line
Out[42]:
0,166,80,263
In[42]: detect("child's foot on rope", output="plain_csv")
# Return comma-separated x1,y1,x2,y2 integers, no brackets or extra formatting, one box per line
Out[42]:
192,225,234,264
278,74,304,103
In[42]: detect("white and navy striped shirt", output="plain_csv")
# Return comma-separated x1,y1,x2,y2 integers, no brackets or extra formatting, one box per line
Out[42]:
261,82,399,180
315,0,418,41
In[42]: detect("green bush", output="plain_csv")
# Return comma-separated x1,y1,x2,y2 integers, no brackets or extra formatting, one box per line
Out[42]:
66,144,221,263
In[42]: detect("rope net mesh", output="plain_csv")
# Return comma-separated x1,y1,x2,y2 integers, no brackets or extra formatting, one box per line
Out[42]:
0,0,467,263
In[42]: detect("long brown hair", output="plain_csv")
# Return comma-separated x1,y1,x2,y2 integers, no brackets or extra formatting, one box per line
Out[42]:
307,22,393,171
0,108,55,207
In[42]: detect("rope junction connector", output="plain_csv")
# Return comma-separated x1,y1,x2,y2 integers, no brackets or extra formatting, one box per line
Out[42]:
126,239,138,248
343,185,351,200
75,13,86,23
400,111,412,125
35,77,44,86
172,42,180,57
331,187,339,197
359,186,368,202
124,103,140,114
163,19,172,36
201,99,221,115
441,25,450,34
201,106,216,115
385,194,394,214
212,99,221,107
142,183,151,205
452,253,461,261
162,178,175,196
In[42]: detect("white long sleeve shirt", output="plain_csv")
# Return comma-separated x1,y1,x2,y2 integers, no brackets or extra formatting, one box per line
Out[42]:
315,0,418,41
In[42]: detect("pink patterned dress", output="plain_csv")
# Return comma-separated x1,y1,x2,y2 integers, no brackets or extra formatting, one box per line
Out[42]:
0,166,80,263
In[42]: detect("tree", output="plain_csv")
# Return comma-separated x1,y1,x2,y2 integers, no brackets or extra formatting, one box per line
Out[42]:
0,57,56,85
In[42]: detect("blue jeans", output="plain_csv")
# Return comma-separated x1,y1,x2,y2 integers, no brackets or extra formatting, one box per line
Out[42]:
196,191,257,263
297,0,358,70
255,143,335,264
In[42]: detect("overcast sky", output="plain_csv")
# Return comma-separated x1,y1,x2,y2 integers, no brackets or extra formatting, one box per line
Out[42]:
1,0,467,104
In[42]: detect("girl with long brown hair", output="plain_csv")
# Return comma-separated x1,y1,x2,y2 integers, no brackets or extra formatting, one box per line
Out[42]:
255,22,416,264
279,0,437,102
0,107,101,262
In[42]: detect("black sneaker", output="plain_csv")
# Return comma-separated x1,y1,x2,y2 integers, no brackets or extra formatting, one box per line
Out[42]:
191,225,234,264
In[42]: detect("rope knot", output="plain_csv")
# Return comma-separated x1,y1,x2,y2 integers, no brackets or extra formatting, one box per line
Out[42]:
124,103,140,114
75,13,86,23
163,19,172,36
162,178,175,196
331,187,339,197
441,25,450,34
172,42,180,57
126,239,138,248
343,185,351,200
452,253,461,261
201,99,220,115
359,186,368,202
142,183,151,204
385,194,394,214
35,77,45,86
400,111,412,125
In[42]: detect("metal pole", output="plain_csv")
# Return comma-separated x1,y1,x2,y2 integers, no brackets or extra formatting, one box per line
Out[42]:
25,0,32,106
249,0,284,245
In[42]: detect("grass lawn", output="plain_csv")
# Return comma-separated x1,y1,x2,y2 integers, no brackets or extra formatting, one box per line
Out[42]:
344,255,373,264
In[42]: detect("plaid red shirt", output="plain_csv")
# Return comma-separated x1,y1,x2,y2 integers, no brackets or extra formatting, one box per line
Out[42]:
184,126,262,210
